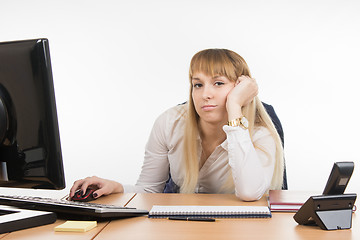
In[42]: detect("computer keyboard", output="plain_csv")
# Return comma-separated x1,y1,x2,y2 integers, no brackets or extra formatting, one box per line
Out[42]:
0,194,148,220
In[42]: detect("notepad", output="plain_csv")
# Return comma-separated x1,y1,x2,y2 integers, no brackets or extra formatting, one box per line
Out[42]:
54,221,97,232
148,205,271,218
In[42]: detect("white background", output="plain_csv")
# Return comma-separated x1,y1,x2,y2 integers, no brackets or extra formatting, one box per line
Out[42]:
1,0,359,197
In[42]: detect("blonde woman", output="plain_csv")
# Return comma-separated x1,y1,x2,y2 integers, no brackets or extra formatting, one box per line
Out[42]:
70,49,284,201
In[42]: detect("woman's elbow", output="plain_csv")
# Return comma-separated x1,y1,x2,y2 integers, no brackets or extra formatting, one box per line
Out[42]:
234,188,264,201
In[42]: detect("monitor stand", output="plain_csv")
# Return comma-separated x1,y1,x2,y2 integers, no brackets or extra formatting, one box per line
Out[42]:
0,205,56,233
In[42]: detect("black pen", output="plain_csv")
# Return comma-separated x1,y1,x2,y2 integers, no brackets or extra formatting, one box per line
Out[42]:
168,216,215,222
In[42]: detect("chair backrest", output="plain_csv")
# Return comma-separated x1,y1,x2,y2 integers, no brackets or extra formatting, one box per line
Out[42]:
163,102,288,193
262,102,287,190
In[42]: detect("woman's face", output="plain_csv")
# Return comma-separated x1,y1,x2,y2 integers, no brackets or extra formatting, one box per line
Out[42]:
191,72,235,125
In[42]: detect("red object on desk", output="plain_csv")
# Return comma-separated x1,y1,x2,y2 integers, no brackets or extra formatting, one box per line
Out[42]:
268,190,317,212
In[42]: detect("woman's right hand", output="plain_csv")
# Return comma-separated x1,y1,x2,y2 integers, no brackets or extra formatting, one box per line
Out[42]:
69,176,124,199
226,75,258,120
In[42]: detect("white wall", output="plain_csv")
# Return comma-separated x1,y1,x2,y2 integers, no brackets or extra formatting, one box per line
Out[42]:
1,0,359,196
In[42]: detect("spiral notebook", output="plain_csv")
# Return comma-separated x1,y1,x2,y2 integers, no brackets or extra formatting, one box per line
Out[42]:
148,205,271,218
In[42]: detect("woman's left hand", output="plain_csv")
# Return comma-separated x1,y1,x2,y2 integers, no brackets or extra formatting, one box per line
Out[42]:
226,75,258,118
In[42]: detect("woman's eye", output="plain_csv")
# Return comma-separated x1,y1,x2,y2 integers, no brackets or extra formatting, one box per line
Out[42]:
193,83,202,88
215,82,224,86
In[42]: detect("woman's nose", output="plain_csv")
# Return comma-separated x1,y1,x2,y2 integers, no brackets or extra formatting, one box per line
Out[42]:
202,85,213,100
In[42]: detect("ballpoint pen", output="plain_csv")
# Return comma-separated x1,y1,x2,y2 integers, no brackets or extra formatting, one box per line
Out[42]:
168,216,215,222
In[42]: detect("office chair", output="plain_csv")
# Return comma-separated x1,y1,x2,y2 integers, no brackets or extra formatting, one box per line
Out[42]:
262,102,287,190
163,102,287,193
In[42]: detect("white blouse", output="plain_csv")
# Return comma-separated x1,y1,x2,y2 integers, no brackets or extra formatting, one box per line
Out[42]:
123,104,276,201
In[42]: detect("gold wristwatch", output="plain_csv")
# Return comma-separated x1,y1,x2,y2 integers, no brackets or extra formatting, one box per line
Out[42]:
227,116,249,130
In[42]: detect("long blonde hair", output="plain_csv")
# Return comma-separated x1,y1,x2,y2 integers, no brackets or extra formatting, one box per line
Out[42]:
180,49,284,193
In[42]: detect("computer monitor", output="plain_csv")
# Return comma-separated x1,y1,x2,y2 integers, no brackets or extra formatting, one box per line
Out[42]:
0,38,65,190
0,38,65,233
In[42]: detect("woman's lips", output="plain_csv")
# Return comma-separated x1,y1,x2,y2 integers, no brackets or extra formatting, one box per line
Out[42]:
202,105,217,111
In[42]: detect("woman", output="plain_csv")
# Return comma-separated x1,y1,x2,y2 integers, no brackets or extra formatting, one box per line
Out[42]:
70,49,284,201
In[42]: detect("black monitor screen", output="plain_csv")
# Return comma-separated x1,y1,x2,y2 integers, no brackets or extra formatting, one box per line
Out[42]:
0,38,65,189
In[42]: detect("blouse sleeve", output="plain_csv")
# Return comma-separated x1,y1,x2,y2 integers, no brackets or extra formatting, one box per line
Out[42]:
223,125,276,201
123,111,170,193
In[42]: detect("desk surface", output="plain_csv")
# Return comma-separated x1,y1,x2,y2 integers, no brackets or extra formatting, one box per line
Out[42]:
98,193,358,240
1,192,358,240
0,193,134,240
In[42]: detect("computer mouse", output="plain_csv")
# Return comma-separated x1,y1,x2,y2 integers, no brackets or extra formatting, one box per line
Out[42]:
71,188,97,202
